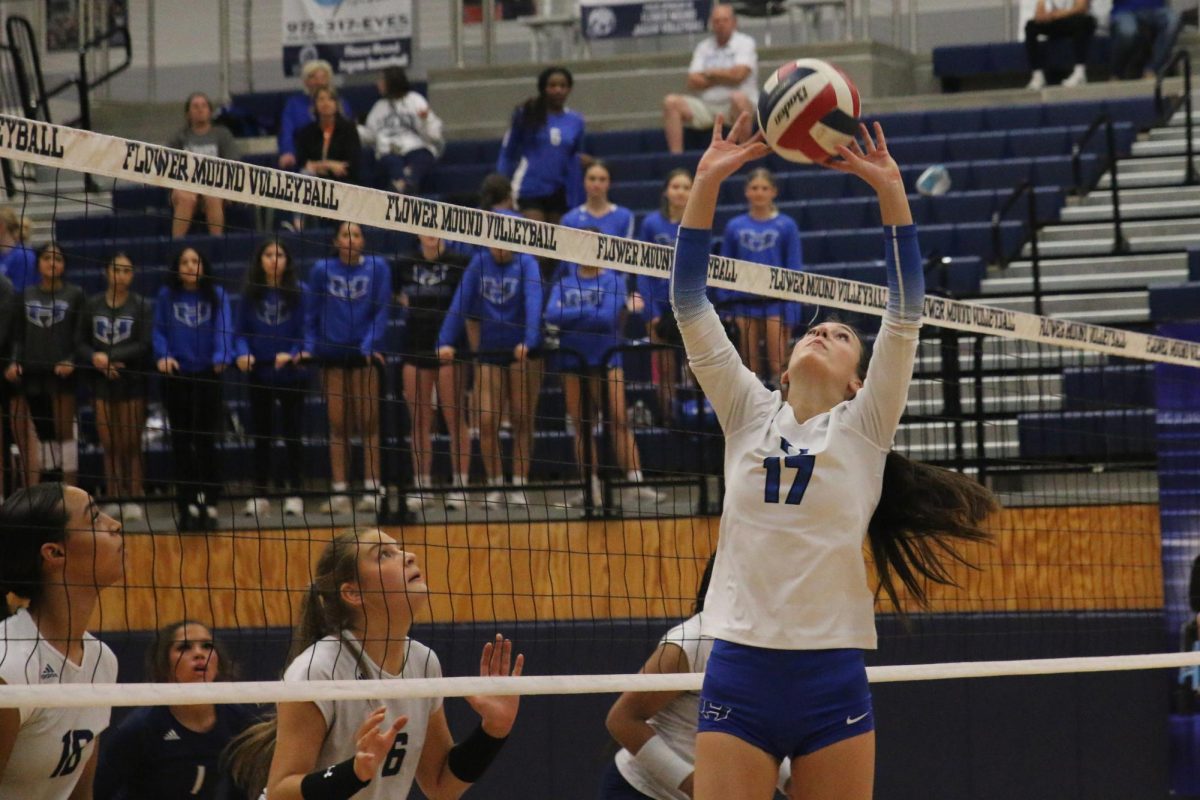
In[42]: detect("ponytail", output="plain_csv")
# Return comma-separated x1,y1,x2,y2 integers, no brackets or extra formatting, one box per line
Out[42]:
868,452,997,613
223,719,277,799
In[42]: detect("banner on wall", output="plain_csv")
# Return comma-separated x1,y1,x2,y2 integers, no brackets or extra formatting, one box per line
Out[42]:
580,0,711,40
281,0,412,77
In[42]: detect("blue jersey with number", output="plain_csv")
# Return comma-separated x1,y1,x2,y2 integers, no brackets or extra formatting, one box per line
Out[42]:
637,211,680,322
93,704,258,800
497,107,586,207
718,211,803,310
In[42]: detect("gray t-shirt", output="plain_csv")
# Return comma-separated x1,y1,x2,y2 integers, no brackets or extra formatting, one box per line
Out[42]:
14,282,84,372
168,125,239,160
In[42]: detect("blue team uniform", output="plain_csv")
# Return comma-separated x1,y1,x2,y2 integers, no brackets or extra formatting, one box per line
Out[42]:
545,266,627,372
636,211,680,326
719,212,804,322
497,108,586,208
152,285,234,372
0,244,37,294
437,249,542,365
233,285,309,384
94,704,257,800
559,203,636,285
304,256,391,363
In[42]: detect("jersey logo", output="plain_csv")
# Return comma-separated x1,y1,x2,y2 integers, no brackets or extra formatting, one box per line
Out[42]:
549,126,562,146
699,700,731,721
173,302,211,328
779,437,809,455
93,315,134,345
25,299,69,328
846,712,870,725
256,298,292,327
163,728,181,741
414,263,449,287
40,663,58,681
739,228,779,253
653,232,674,245
328,274,370,300
480,276,519,305
562,287,602,310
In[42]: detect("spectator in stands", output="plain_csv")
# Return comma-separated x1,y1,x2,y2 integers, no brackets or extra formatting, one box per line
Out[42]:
481,172,516,214
438,233,543,508
719,168,803,385
295,86,362,185
545,239,663,509
277,58,352,171
0,207,36,292
94,620,256,800
661,4,758,155
153,246,234,532
77,253,152,522
359,66,445,195
303,223,390,516
1024,0,1096,89
637,168,692,427
235,240,308,520
1111,0,1181,80
399,236,473,513
6,242,84,487
0,484,123,800
561,161,635,244
497,66,586,225
169,92,240,238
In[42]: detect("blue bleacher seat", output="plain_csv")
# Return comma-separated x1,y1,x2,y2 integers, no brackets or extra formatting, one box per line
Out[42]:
985,105,1044,131
970,158,1034,190
887,136,947,165
932,38,1111,92
925,108,986,135
871,111,926,138
1017,409,1155,459
946,131,1007,162
1010,127,1071,158
1062,365,1156,411
1150,282,1200,322
590,130,645,158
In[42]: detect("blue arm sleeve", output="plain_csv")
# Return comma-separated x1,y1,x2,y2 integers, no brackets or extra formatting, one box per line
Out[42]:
437,260,478,349
884,224,924,323
152,289,170,361
522,256,544,349
496,111,523,177
670,227,714,323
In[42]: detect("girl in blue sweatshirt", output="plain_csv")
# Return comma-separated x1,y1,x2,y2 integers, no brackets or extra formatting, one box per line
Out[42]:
437,242,542,506
497,66,586,224
303,222,391,515
720,167,804,384
153,246,233,531
545,259,662,509
235,240,309,519
636,168,693,427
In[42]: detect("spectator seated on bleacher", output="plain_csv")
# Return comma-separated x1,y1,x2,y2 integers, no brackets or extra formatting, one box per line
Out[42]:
295,87,361,185
1025,0,1097,90
277,59,353,171
358,66,444,195
168,92,240,238
1110,0,1181,80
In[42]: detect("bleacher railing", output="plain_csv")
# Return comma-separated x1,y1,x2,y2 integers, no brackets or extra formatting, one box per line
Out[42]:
991,179,1043,314
1071,113,1128,255
1154,48,1196,186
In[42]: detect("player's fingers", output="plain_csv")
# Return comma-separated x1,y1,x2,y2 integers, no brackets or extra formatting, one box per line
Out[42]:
479,640,494,675
511,653,525,677
873,120,887,150
498,637,513,675
353,707,388,740
711,115,725,144
391,715,409,733
859,122,876,153
730,111,752,143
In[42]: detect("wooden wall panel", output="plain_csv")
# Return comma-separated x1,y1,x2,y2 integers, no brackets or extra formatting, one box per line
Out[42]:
87,505,1162,631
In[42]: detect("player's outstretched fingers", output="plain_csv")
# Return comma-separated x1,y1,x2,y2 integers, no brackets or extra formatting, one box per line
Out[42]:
511,652,525,677
872,120,888,150
712,114,725,143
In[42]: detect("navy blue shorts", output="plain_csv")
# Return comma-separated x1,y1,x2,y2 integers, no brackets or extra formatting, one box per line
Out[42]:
698,640,873,761
596,761,656,800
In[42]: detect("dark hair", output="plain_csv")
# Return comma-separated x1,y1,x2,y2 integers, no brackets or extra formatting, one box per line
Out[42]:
659,168,693,218
479,173,513,209
311,86,342,117
584,159,611,182
147,619,238,683
168,246,218,302
814,317,998,613
184,91,213,115
694,554,716,614
36,241,64,261
244,239,298,306
517,66,573,131
0,483,71,616
380,66,410,99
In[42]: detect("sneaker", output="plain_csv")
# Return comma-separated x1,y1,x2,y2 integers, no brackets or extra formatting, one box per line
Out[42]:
241,497,271,517
636,484,667,504
283,496,304,516
120,502,144,522
357,490,386,514
444,488,469,509
1025,70,1046,91
319,495,351,515
100,502,122,519
484,488,507,506
1062,66,1087,88
506,488,529,507
404,493,424,513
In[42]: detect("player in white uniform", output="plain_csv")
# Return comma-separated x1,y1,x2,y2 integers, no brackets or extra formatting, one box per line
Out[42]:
602,558,791,800
230,528,523,800
0,483,124,800
671,115,995,800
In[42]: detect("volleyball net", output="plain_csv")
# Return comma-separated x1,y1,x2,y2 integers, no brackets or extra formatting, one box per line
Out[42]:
1,113,1199,718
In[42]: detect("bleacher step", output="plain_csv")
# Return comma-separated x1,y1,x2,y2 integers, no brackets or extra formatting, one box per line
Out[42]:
1097,169,1191,188
978,290,1149,322
992,469,1158,507
915,336,1108,368
1061,198,1200,221
1131,139,1200,157
1040,217,1200,241
1077,185,1200,206
979,268,1186,294
894,419,1019,461
1004,252,1186,278
1029,234,1200,256
1105,155,1197,174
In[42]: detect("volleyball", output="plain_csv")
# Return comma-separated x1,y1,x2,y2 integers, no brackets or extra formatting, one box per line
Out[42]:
757,58,861,164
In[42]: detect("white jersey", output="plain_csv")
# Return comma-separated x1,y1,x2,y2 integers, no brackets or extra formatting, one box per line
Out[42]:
679,307,919,651
359,94,445,158
614,615,711,800
688,31,759,107
0,609,117,800
283,632,442,800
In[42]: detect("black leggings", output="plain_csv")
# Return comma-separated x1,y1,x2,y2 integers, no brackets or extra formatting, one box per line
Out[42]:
163,371,224,511
1025,14,1097,69
246,378,305,493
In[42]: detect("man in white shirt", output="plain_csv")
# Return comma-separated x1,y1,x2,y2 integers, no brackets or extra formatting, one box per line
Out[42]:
662,4,759,154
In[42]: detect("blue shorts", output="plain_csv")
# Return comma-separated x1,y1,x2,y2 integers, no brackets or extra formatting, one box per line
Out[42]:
698,640,873,761
733,300,784,320
597,761,656,800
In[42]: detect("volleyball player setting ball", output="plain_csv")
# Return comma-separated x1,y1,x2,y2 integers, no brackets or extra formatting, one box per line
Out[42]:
675,61,995,799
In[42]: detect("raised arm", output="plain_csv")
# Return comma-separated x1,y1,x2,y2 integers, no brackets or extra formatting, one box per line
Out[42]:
672,114,775,435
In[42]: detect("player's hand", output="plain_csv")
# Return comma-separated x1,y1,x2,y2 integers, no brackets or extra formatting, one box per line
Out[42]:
275,352,292,370
54,361,74,378
278,152,297,170
352,707,408,782
4,363,20,383
465,634,524,738
213,362,226,375
158,357,180,375
513,343,530,363
236,354,255,372
694,112,770,184
827,122,902,190
92,352,110,371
